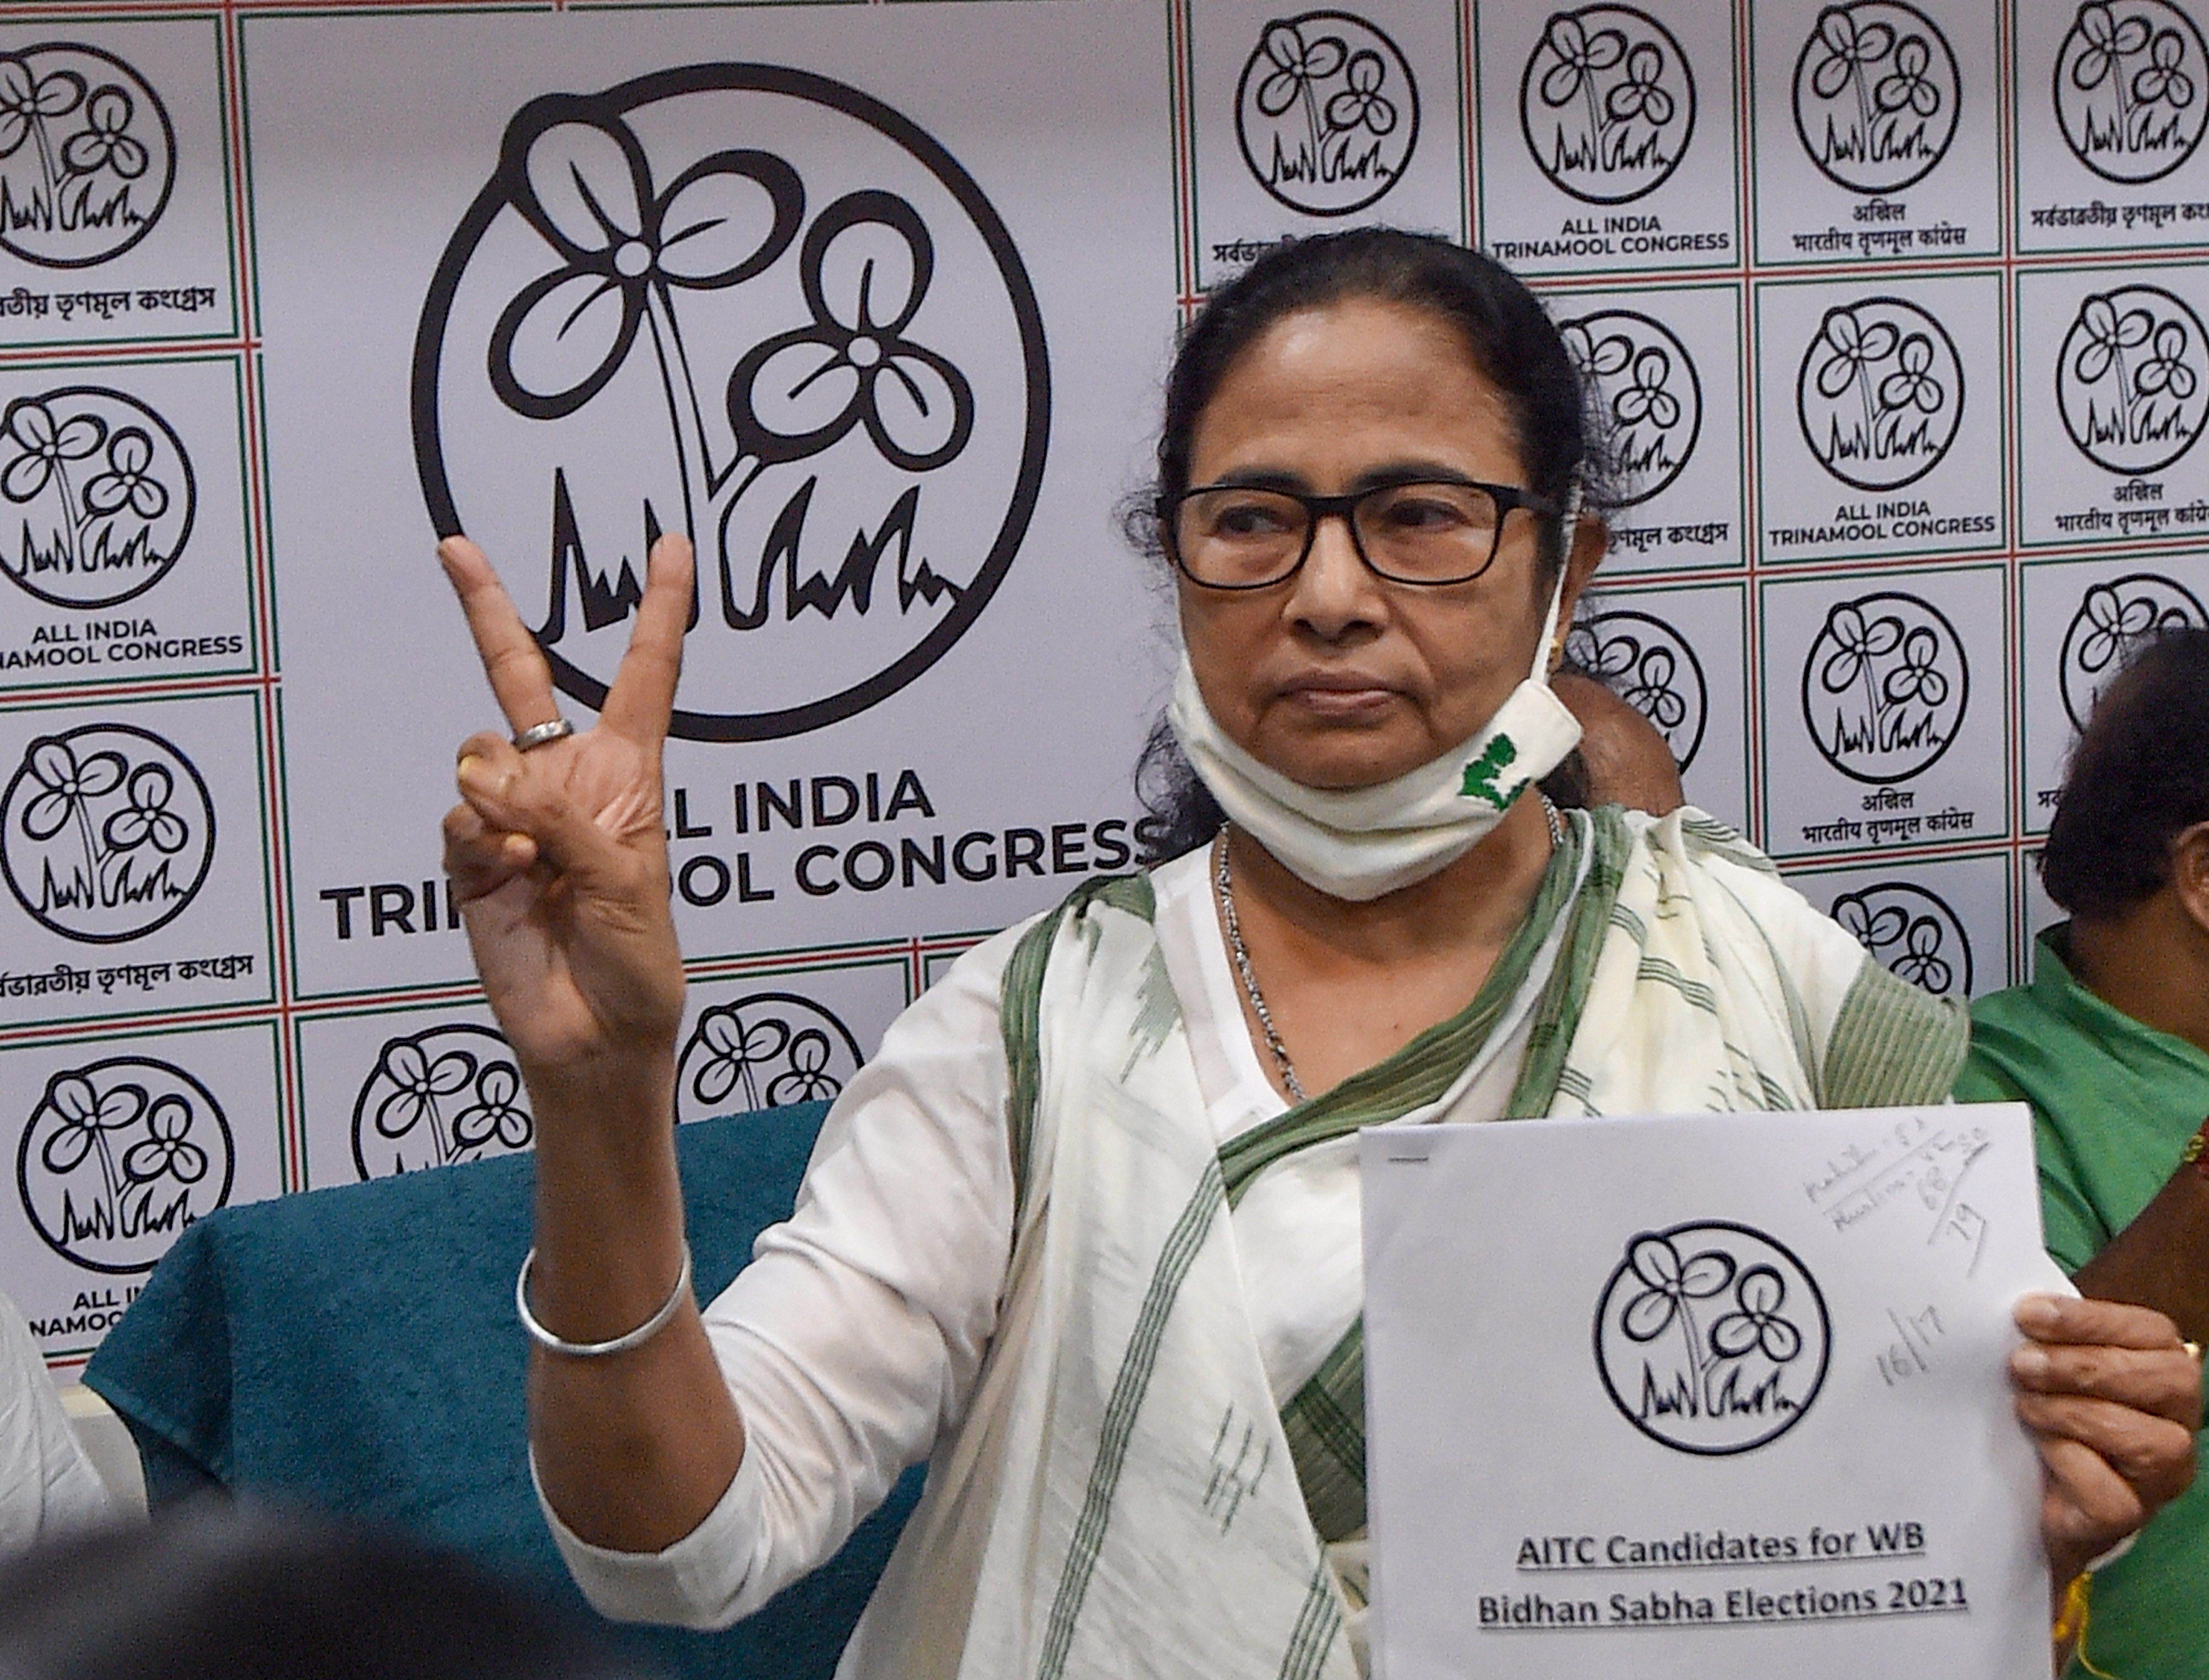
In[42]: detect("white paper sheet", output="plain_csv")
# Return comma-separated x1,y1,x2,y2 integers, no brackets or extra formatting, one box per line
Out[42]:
1361,1104,2053,1680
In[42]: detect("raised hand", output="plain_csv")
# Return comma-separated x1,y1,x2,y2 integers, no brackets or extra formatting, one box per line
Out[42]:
438,532,694,1086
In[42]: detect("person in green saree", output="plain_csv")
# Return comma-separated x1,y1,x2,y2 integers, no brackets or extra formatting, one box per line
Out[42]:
1958,626,2209,1679
433,230,2197,1680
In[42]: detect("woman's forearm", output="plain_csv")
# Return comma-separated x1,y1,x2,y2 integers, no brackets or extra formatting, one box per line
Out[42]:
525,1066,747,1554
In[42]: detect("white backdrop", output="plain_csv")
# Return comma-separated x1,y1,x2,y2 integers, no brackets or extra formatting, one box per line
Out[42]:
2,0,2203,1369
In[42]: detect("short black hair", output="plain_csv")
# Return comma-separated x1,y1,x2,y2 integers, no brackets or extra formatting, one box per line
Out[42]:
2042,626,2209,919
0,1503,651,1680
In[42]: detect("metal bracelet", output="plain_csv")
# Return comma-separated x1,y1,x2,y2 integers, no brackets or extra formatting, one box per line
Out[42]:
515,1242,692,1358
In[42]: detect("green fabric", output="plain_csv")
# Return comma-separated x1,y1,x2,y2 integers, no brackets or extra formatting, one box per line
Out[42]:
1956,927,2209,1680
1824,958,1971,1112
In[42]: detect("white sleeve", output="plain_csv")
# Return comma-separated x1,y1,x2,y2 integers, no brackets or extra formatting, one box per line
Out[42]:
0,1291,112,1559
542,917,1030,1628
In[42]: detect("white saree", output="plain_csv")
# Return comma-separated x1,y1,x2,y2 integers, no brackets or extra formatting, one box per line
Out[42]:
828,806,1968,1680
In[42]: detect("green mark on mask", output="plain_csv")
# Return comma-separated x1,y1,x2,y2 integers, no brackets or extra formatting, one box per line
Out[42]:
1459,735,1521,808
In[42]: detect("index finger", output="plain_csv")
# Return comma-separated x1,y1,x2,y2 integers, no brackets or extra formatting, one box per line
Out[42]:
600,533,694,744
2016,1293,2187,1351
438,534,560,734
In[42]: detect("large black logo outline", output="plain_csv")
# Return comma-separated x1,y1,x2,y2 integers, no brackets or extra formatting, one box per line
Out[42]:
0,719,216,943
412,63,1052,744
0,42,177,272
1792,1,1961,196
1234,11,1421,219
1518,5,1698,207
2053,0,2209,185
1593,1217,1832,1457
1832,879,1973,996
349,1021,532,1180
674,990,865,1122
1560,307,1702,506
1795,294,1966,493
1798,589,1970,784
17,1053,233,1275
0,383,196,610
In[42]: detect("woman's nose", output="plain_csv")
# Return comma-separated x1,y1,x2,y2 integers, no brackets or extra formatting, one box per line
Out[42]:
1287,511,1383,637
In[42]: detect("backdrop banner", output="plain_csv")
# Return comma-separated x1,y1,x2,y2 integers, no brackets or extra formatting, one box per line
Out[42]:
2,0,2203,1370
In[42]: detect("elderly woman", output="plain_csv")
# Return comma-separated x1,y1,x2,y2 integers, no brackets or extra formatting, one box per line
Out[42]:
437,232,2197,1680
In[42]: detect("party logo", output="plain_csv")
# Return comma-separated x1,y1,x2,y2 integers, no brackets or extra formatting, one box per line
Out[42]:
0,45,174,269
1561,308,1700,504
2056,284,2209,475
414,65,1048,742
1520,6,1695,205
2059,571,2208,726
1832,880,1972,996
1792,2,1960,194
2054,0,2209,185
0,722,214,942
1235,12,1419,217
1565,607,1707,770
1800,591,1968,783
674,991,863,1123
0,386,193,608
1594,1219,1831,1455
1796,296,1964,492
350,1022,533,1179
17,1055,232,1273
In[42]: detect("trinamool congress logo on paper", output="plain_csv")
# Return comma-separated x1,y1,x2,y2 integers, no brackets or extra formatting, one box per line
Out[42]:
1594,1219,1832,1455
2054,0,2209,185
1791,1,1960,195
17,1055,232,1274
2055,285,2209,475
1799,591,1968,783
673,992,863,1123
1796,296,1964,492
1559,309,1700,505
0,722,214,941
0,44,175,269
2059,572,2208,727
0,385,195,610
1566,608,1706,770
1519,6,1695,205
1833,880,1972,997
414,64,1049,742
349,1022,532,1179
1234,12,1418,218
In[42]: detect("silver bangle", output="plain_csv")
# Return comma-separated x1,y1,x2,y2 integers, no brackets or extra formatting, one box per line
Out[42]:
515,1243,692,1357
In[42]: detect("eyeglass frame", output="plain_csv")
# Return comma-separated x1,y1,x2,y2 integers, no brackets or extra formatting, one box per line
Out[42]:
1157,474,1566,591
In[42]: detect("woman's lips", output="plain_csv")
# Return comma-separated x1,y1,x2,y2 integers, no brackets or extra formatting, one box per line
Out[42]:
1276,675,1400,719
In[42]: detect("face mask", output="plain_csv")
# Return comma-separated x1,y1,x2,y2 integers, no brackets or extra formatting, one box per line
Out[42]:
1167,505,1584,903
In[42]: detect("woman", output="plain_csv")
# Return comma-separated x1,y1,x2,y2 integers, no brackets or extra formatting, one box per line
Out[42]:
437,233,2197,1679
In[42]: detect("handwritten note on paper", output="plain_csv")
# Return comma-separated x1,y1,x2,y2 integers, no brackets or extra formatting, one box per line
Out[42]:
1362,1103,2050,1680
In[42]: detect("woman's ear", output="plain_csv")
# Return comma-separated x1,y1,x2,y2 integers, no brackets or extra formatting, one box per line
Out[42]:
2172,820,2209,941
1549,517,1608,671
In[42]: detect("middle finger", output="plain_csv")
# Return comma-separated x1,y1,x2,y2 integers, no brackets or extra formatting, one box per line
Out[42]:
2012,1340,2204,1429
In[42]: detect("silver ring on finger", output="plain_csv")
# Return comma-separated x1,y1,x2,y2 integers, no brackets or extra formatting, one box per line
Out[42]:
512,718,575,752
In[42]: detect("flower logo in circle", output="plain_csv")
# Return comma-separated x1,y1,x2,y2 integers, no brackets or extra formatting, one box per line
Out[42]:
730,192,974,475
2059,573,2209,728
351,1024,534,1178
1558,310,1702,507
2057,284,2209,475
1565,608,1707,769
1520,6,1696,205
0,724,215,944
1796,296,1964,492
1234,11,1421,217
414,64,1049,745
1833,881,1972,996
17,1056,235,1277
2057,3,2209,185
1792,2,1960,195
1595,1219,1831,1455
0,45,174,268
0,386,198,612
1799,591,1968,784
674,992,866,1124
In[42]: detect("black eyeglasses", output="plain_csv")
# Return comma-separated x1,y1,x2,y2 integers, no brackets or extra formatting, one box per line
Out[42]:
1160,477,1561,591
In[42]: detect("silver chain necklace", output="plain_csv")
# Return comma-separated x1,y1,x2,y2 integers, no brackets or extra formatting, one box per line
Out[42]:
1212,796,1565,1106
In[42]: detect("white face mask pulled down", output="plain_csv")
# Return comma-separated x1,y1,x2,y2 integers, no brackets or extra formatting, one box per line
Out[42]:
1167,539,1584,904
